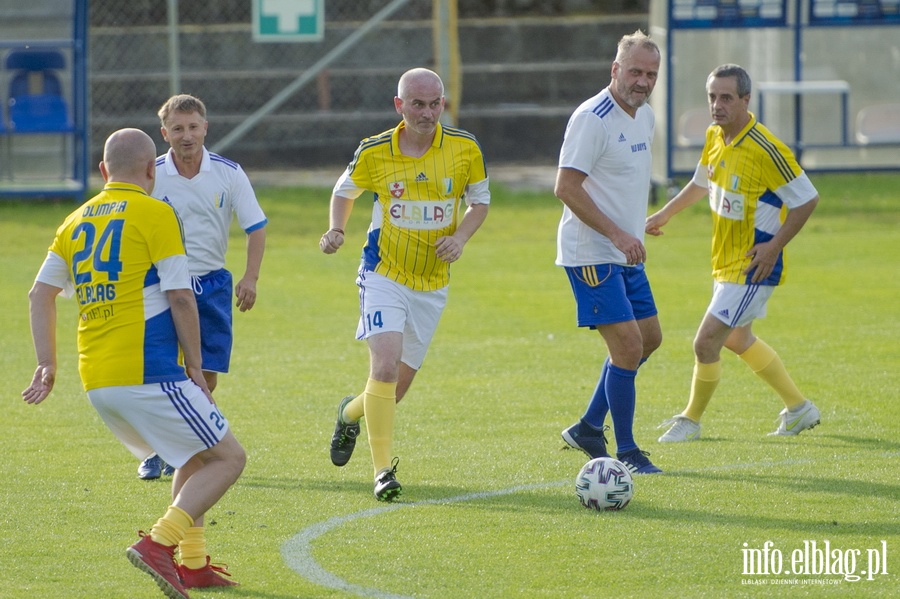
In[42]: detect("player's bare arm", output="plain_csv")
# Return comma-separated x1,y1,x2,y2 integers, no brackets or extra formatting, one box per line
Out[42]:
645,181,707,236
22,281,62,405
167,287,213,399
235,227,266,312
320,194,355,254
435,202,489,263
555,167,645,265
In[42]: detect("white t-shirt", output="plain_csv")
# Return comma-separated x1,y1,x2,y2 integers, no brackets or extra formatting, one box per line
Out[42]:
153,147,267,276
556,87,654,267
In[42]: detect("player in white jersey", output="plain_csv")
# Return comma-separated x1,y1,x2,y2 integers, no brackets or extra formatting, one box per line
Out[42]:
555,30,663,475
154,94,267,391
137,94,267,482
23,128,246,598
647,64,820,442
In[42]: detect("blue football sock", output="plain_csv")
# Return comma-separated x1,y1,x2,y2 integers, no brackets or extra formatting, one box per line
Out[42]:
605,363,638,454
581,356,611,428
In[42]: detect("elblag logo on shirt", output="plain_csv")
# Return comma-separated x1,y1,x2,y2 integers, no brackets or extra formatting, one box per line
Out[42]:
709,182,745,220
389,199,455,230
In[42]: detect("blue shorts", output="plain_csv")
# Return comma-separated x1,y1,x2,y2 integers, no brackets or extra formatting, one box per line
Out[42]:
564,264,657,328
195,269,233,373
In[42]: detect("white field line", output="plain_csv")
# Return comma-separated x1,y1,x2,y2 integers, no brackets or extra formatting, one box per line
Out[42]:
281,452,900,598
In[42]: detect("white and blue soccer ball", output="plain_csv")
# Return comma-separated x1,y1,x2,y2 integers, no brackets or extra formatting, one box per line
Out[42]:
575,457,634,511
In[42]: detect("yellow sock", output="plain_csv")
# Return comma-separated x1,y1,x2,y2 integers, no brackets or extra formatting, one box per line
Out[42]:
343,394,365,423
682,360,721,422
362,378,397,476
150,505,193,547
739,339,806,409
179,526,208,570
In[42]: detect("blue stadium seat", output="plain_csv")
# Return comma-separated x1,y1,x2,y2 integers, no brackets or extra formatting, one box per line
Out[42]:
8,94,73,132
4,48,73,181
5,49,73,133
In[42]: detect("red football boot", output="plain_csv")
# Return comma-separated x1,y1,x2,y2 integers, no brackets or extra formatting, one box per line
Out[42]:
177,556,239,588
126,531,190,599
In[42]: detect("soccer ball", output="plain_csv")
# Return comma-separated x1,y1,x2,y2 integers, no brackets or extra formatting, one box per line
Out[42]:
575,457,634,511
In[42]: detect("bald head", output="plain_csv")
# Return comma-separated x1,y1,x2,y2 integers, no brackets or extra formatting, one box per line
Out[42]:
101,128,157,192
397,68,444,99
394,68,445,142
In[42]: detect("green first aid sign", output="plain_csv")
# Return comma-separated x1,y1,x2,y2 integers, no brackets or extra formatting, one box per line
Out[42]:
252,0,324,42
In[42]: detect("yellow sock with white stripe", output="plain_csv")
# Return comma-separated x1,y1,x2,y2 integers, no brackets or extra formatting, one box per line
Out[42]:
362,378,397,476
683,360,721,422
738,339,806,410
150,505,193,548
179,526,208,570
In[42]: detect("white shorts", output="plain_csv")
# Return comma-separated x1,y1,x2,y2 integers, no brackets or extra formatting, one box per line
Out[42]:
87,380,230,468
707,282,775,328
355,271,448,370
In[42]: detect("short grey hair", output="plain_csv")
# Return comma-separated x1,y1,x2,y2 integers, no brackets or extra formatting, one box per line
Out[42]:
614,30,660,63
708,64,752,98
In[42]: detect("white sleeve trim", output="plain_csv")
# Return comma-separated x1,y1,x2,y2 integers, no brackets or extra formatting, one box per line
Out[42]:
157,254,192,291
464,177,491,205
332,168,367,200
778,173,819,209
35,251,74,298
690,163,708,188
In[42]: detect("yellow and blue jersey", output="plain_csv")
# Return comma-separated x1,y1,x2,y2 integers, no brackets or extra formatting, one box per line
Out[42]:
696,113,818,285
334,121,489,291
47,183,191,390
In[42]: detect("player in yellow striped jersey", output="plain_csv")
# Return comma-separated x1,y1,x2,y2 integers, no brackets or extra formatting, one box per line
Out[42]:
646,64,821,442
22,128,246,596
320,67,490,501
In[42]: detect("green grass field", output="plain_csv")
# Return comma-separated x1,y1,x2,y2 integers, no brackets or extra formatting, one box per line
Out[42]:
1,172,898,598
